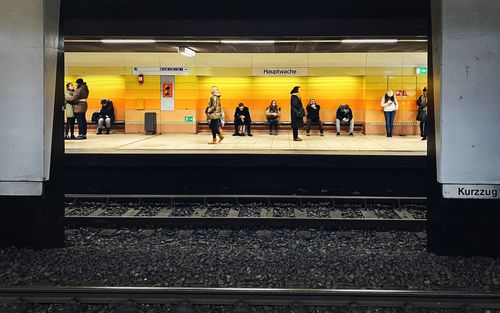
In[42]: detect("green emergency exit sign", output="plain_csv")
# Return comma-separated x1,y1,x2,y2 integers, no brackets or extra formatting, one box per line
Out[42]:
416,67,427,75
184,116,194,123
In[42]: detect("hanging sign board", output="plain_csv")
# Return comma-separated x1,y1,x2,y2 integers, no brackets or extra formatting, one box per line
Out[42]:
252,67,308,77
443,184,499,199
133,66,189,76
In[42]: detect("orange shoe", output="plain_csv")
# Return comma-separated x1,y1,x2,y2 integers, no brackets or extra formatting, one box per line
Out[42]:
219,134,225,142
208,139,217,144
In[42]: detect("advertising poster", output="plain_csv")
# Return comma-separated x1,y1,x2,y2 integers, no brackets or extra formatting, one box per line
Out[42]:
160,76,175,111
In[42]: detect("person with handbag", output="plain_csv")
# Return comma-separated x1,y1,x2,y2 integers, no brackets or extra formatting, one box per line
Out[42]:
67,78,89,140
290,86,305,141
205,86,224,144
64,82,76,140
381,90,399,137
416,87,428,141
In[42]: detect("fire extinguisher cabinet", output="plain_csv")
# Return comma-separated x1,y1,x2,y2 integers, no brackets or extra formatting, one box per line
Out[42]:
144,112,157,135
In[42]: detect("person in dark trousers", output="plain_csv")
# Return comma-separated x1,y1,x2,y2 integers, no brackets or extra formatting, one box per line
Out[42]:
64,82,76,140
381,90,398,137
290,86,305,141
67,78,90,140
305,99,324,136
266,100,281,135
416,87,428,140
97,99,115,135
233,102,253,136
205,86,224,144
336,104,354,136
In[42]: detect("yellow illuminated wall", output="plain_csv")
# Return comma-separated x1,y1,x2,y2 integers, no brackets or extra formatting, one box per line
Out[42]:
65,64,427,134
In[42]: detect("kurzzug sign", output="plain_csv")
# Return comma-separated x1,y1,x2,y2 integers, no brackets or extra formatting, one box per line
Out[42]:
443,184,499,199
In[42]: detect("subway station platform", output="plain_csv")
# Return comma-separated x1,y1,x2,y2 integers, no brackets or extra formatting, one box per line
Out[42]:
65,132,427,155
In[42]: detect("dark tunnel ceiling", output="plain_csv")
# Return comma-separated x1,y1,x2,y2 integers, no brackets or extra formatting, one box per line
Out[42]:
62,0,430,38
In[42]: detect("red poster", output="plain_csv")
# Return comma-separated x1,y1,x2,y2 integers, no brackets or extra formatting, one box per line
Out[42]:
162,82,173,98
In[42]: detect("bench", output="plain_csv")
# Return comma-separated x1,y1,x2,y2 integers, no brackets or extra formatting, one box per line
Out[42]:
197,121,364,133
66,120,126,133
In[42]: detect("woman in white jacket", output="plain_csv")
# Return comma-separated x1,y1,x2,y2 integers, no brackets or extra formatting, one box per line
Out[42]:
381,90,398,137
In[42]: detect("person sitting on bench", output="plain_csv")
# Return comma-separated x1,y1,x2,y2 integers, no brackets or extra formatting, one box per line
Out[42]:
336,104,354,136
266,100,281,135
233,102,253,136
96,99,115,135
306,99,324,136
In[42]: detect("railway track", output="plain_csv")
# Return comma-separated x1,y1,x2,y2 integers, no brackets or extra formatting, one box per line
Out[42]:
65,194,427,230
0,286,499,310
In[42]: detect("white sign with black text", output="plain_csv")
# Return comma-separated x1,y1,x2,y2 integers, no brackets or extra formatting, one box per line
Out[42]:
132,66,189,76
252,67,308,77
442,184,499,199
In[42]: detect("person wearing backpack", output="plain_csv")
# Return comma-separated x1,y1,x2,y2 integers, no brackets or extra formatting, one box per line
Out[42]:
97,99,115,135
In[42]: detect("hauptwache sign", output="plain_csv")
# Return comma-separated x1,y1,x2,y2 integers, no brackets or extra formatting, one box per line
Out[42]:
252,68,309,76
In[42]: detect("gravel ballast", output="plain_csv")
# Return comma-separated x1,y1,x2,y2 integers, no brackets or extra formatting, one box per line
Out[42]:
0,229,499,293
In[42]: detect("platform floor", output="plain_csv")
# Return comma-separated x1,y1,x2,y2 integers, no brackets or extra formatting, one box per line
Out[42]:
65,132,427,155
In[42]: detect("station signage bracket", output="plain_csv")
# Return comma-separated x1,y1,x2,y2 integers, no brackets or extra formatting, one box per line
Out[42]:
133,66,189,76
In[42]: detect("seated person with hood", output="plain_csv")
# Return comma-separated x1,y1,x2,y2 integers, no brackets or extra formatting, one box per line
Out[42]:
336,104,354,136
96,99,115,135
233,102,253,136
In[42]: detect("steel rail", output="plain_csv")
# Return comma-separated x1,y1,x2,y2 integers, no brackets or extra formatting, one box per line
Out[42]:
64,216,426,230
0,287,498,309
66,194,426,201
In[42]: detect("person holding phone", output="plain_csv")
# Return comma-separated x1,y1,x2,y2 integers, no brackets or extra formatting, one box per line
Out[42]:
381,90,399,137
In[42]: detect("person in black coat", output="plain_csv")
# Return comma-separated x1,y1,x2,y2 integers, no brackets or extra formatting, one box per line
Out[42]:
233,102,253,136
416,87,428,140
97,99,115,135
290,86,305,141
305,99,324,136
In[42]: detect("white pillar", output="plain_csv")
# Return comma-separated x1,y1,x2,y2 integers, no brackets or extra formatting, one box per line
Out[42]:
432,0,500,187
0,0,61,196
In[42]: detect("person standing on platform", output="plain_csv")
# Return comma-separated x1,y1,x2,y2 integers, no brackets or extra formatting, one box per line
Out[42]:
416,87,428,141
266,100,281,135
381,90,398,137
305,99,324,136
233,102,253,136
64,82,76,140
67,78,89,140
336,104,354,136
205,86,224,144
290,86,305,141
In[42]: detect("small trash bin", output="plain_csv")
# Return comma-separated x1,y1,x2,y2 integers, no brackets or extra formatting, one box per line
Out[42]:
144,112,157,135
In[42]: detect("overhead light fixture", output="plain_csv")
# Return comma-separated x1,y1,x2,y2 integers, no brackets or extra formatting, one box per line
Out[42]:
179,46,196,57
220,40,276,44
341,39,398,44
100,39,156,44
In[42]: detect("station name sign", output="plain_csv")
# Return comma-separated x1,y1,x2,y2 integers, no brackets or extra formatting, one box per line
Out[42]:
442,184,499,199
253,67,308,77
132,66,189,76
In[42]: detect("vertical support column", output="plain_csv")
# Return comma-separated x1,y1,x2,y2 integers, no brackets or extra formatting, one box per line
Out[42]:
0,0,64,248
428,0,500,256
